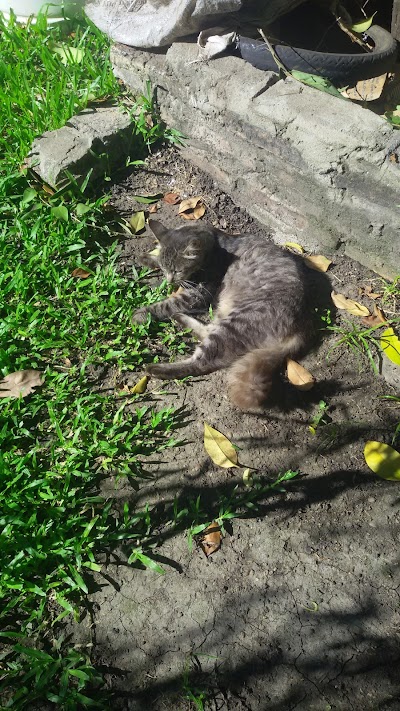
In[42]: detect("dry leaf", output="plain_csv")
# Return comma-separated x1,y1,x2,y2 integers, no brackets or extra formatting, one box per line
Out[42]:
361,305,387,327
364,441,400,481
344,74,387,102
0,370,44,398
131,375,148,394
149,247,160,257
285,242,304,254
129,211,146,234
204,422,239,468
199,521,222,557
331,291,370,317
242,467,254,487
71,267,91,279
163,192,181,205
287,358,315,391
380,327,400,366
148,204,158,214
178,196,206,221
303,255,332,272
360,284,382,300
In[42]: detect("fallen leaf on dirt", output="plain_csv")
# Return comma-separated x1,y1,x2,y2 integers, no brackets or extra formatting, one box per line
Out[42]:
331,291,370,317
199,521,222,557
129,211,146,234
242,467,254,487
284,242,304,254
148,204,158,214
149,247,160,257
361,305,387,327
131,193,163,204
380,327,400,366
178,196,206,220
287,359,315,391
303,255,332,272
163,192,181,205
364,440,400,481
71,267,91,279
204,422,239,468
359,284,383,300
0,370,44,398
131,375,148,394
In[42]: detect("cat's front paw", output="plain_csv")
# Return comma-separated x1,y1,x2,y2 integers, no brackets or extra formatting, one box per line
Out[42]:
132,308,150,325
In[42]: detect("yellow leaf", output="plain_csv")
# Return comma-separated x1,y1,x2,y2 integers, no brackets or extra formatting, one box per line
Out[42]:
242,467,254,487
380,327,400,366
351,13,376,33
178,196,206,221
129,211,146,233
149,247,160,257
331,291,370,317
303,255,332,272
131,375,148,394
285,242,304,254
364,441,400,481
287,359,315,391
204,422,239,468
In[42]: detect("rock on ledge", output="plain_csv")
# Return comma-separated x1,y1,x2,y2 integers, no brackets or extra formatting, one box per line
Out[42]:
28,106,134,188
111,42,400,279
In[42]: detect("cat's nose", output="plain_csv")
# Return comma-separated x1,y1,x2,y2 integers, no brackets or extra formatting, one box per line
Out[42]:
166,272,174,283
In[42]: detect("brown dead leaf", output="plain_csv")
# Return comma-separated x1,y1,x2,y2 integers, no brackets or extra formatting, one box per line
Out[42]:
0,370,44,398
287,358,315,391
343,73,387,102
148,204,158,214
360,284,382,300
178,196,206,221
331,291,370,317
71,267,91,279
199,522,222,558
303,255,332,273
361,305,388,327
163,192,181,205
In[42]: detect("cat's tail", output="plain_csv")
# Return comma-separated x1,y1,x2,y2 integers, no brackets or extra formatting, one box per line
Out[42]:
227,336,303,411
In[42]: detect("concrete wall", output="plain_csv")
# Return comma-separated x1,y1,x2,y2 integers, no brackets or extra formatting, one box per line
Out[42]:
111,42,400,279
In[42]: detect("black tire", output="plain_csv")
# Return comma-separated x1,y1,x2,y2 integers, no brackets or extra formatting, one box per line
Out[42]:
236,25,397,85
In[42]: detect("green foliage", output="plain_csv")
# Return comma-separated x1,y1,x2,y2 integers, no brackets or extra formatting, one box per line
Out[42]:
291,70,345,99
0,12,186,709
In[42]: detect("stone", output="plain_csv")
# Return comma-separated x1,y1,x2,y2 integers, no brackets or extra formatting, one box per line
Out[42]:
111,41,400,279
28,106,134,188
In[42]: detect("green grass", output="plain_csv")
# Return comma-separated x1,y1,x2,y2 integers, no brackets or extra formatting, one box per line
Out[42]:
0,12,298,709
0,12,187,709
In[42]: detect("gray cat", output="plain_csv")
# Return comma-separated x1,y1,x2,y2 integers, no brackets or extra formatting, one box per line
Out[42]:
133,220,312,410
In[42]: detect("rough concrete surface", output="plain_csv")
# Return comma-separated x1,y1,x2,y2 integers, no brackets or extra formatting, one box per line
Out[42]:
111,42,400,279
28,106,135,187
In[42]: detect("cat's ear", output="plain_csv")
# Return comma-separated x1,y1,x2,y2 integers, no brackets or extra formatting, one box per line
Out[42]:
148,220,169,243
183,239,201,260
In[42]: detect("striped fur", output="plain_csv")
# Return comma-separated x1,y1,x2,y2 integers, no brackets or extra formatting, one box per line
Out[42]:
133,220,312,410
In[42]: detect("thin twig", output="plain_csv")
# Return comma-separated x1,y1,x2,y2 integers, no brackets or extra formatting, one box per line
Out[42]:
257,27,291,78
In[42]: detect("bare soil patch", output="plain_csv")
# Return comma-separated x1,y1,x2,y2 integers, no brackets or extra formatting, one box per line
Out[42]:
77,147,400,710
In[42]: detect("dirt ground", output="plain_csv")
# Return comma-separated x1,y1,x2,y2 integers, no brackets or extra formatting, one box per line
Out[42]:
77,147,400,710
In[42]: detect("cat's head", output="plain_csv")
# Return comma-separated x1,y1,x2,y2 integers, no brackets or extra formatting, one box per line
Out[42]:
148,220,215,283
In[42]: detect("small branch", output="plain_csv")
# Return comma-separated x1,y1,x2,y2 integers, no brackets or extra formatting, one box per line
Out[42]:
257,27,291,78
